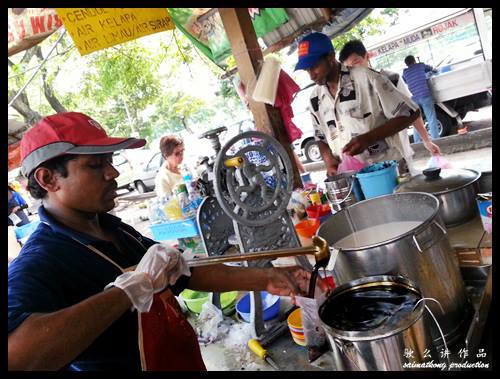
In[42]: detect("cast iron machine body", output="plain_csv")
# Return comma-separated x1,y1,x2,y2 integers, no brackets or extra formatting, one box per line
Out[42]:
195,129,314,337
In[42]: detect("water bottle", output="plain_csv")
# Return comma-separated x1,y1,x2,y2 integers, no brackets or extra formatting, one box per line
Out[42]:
148,197,167,224
181,165,202,209
175,184,195,218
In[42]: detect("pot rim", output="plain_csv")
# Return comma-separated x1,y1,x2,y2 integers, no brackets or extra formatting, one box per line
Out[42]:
394,169,481,196
320,192,441,252
319,275,425,341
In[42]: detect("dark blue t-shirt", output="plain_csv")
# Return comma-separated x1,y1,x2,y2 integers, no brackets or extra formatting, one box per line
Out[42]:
8,205,191,371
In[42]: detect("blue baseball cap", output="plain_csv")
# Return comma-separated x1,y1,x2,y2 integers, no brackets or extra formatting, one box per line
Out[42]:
294,32,334,71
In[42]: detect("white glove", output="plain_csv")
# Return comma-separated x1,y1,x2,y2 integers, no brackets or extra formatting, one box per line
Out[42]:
105,244,191,313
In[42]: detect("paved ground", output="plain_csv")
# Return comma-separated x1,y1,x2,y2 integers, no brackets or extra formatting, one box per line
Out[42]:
307,146,492,191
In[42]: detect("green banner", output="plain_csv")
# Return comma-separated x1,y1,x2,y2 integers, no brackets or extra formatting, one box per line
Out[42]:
168,8,289,67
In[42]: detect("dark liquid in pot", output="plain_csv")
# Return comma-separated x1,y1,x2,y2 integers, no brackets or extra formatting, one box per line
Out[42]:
321,285,420,331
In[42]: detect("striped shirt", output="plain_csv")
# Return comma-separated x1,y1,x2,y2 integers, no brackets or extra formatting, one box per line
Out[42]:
402,62,435,100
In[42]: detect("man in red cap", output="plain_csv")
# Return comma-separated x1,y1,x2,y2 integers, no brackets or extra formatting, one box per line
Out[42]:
295,32,421,177
8,112,320,371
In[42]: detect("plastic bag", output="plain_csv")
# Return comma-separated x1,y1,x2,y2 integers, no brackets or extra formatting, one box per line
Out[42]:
426,154,454,170
197,301,224,343
337,154,366,173
287,190,310,221
295,296,329,362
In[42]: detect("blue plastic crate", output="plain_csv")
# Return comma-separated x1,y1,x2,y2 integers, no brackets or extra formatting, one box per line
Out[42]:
14,219,41,240
150,217,199,241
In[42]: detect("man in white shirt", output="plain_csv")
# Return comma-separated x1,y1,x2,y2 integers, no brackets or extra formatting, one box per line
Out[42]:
294,32,421,177
338,39,441,160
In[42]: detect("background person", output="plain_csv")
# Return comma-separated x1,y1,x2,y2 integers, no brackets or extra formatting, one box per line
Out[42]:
8,112,322,371
402,55,440,142
154,135,185,198
8,185,30,227
339,40,441,158
294,32,420,177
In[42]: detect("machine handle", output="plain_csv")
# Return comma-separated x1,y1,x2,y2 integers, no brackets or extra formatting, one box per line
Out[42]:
224,156,244,168
186,236,330,268
412,220,447,253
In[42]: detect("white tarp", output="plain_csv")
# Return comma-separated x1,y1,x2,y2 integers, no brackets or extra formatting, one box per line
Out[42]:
8,8,62,56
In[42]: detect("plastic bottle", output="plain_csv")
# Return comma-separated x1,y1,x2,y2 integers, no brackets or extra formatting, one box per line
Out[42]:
148,197,167,224
181,165,202,209
175,183,195,218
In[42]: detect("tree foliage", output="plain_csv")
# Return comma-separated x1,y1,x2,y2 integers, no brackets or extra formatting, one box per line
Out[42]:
79,42,162,137
332,10,399,53
8,8,397,144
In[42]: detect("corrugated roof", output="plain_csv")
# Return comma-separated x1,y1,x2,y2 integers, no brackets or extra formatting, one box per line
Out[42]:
261,8,373,54
262,8,328,47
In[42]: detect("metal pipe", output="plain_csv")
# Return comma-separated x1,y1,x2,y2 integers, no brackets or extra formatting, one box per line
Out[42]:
186,236,329,268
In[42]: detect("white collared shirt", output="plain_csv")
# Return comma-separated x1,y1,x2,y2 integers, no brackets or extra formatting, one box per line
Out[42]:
309,64,418,165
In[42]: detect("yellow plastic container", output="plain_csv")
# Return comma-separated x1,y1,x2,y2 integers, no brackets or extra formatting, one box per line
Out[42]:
163,197,183,220
287,308,306,346
292,336,307,346
287,308,303,329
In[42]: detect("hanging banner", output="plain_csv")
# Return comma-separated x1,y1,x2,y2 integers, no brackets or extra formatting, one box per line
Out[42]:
8,8,63,57
169,8,289,66
56,8,174,56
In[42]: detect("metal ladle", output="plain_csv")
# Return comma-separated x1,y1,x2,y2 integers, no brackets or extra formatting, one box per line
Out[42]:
186,235,330,269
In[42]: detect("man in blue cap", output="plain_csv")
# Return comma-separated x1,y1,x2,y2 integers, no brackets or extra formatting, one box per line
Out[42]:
295,32,421,177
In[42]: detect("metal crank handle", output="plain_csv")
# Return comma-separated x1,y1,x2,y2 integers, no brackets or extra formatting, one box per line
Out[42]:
186,236,330,268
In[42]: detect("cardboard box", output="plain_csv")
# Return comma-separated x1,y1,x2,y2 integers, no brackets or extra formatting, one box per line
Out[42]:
476,192,492,234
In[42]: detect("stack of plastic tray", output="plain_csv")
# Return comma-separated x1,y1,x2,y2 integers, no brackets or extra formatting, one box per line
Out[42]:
149,216,199,241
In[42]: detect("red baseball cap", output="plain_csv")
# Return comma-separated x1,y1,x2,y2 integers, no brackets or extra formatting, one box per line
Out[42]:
21,112,146,177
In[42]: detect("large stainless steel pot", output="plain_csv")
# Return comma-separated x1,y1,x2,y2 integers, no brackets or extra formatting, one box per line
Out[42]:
394,167,481,227
317,192,473,348
319,275,438,371
478,170,492,193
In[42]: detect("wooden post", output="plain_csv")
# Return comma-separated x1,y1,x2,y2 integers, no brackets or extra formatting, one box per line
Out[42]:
218,8,302,189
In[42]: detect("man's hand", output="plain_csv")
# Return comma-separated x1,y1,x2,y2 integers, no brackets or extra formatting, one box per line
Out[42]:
11,206,20,213
105,244,190,313
342,134,372,156
317,140,339,177
264,266,329,297
326,166,338,178
423,140,441,155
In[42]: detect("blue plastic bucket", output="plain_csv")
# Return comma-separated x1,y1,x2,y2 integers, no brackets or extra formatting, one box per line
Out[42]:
355,160,398,199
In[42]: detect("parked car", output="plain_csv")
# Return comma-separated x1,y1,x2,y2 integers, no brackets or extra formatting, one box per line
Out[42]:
113,151,135,190
131,151,163,193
